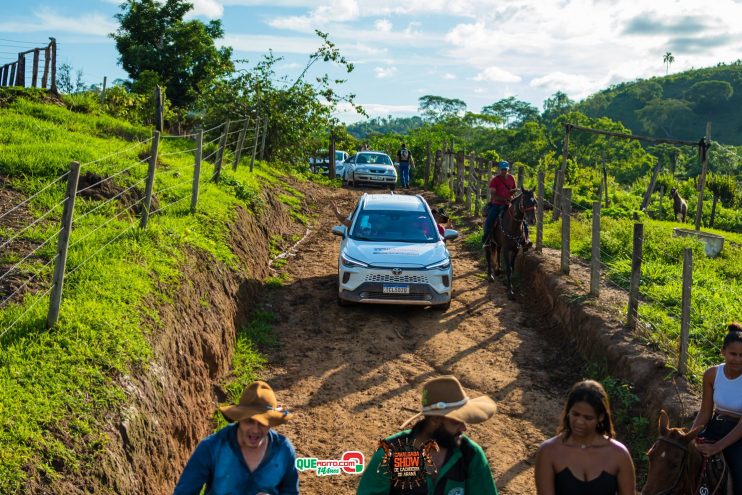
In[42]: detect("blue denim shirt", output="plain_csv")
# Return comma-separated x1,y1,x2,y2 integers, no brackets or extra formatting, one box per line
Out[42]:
173,424,299,495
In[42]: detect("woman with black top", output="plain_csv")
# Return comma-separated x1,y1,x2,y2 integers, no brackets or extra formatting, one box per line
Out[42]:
534,380,636,495
691,322,742,494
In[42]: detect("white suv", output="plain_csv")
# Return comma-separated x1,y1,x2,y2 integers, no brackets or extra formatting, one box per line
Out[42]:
342,151,397,189
332,194,458,309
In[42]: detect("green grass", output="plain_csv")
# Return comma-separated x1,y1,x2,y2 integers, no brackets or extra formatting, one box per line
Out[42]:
543,213,741,381
0,92,302,493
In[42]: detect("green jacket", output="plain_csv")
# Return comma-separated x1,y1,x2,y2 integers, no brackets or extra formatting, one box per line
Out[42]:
357,430,498,495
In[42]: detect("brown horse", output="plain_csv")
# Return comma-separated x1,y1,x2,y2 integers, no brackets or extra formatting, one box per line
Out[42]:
485,188,536,300
642,410,730,495
670,187,688,222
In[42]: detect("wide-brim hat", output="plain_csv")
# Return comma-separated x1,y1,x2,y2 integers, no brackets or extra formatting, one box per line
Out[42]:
400,376,496,428
219,381,292,427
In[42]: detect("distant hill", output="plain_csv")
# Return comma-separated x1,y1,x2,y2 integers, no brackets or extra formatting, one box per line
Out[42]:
577,62,742,144
347,116,424,139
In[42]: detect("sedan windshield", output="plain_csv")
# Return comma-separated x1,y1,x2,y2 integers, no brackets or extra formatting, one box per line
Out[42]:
350,210,438,243
357,154,392,165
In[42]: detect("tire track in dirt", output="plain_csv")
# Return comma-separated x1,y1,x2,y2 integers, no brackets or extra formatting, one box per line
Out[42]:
260,188,586,494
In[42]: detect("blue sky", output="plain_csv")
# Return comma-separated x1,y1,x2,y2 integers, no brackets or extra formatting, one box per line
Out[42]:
2,0,742,123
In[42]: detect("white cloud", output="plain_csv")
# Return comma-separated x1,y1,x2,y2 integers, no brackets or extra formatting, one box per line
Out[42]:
442,73,457,80
404,22,422,38
474,87,486,94
334,101,418,123
473,66,521,83
222,34,317,54
530,72,596,99
0,8,117,36
374,66,398,78
375,19,392,32
189,0,225,18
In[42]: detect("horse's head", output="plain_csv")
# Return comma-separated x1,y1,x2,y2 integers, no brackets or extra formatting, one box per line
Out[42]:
641,410,703,495
670,187,678,198
516,188,537,225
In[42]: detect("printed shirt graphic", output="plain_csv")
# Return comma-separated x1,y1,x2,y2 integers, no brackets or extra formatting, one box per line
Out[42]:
356,430,498,495
488,175,515,206
398,149,411,162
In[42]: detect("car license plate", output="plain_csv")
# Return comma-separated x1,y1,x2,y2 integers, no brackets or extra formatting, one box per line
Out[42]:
383,284,409,294
371,176,384,181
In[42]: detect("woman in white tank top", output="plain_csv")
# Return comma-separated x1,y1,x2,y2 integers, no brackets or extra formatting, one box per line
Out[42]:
691,322,742,494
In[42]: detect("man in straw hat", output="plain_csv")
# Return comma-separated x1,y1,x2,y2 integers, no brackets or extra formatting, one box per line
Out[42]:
357,375,498,494
174,381,298,495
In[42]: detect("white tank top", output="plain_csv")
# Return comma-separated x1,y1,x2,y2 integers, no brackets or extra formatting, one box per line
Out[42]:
713,364,742,415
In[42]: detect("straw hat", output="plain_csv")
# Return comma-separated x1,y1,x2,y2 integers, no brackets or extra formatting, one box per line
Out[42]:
219,381,291,427
400,376,496,428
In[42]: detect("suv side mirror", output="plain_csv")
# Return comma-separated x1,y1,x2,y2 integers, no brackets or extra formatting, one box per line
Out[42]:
332,225,347,237
443,229,459,241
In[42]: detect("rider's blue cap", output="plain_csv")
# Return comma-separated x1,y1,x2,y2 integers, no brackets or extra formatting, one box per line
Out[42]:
498,161,510,169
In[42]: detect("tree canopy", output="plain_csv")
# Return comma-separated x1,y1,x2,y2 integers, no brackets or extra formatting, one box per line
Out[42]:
111,0,234,107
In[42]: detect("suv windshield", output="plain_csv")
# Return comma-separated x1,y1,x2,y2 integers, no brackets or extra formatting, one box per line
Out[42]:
350,210,438,243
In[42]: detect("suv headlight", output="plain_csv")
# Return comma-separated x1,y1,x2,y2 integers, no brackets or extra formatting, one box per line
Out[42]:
425,259,451,270
341,252,368,268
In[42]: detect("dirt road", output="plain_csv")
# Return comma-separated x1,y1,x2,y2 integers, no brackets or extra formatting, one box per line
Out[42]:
260,188,586,494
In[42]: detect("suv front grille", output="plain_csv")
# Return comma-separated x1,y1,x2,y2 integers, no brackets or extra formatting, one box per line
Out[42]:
365,274,429,284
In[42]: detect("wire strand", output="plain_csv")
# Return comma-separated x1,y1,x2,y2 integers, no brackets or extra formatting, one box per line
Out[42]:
67,222,138,277
76,158,148,195
0,254,57,310
69,197,145,251
80,138,153,168
0,170,70,223
0,227,62,283
0,284,54,340
74,178,148,223
0,197,67,253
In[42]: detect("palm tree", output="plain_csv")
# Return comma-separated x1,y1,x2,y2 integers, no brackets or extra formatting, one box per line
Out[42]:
663,52,675,75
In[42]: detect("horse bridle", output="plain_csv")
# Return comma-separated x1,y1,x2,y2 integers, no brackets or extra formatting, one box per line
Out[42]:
644,436,726,495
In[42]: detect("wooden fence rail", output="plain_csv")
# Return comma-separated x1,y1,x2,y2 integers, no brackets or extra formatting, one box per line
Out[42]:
0,38,56,92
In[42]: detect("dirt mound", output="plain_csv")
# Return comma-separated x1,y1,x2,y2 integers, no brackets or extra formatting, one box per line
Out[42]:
77,171,158,215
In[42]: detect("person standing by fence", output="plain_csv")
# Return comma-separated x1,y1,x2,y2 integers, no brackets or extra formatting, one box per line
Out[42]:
691,322,742,494
396,143,414,190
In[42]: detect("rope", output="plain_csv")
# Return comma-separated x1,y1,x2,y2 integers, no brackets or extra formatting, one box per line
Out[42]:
0,170,70,223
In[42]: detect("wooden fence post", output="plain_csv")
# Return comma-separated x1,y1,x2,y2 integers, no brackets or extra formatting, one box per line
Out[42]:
15,52,25,87
100,76,107,106
232,120,248,171
32,49,39,88
456,152,465,203
140,131,160,229
213,120,230,182
627,223,644,329
641,162,662,211
553,125,572,220
46,161,81,328
260,117,268,160
424,142,431,190
678,248,692,375
536,171,544,253
249,115,260,172
590,201,601,296
42,45,50,89
154,86,164,132
658,186,664,220
694,122,711,231
191,130,203,213
561,188,572,274
465,157,472,212
329,132,336,180
602,155,610,207
49,38,57,93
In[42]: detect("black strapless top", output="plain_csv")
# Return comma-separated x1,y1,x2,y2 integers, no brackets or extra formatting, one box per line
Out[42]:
555,467,618,495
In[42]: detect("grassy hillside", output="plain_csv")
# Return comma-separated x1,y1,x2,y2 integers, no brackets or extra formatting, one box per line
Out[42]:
0,90,316,493
578,63,742,144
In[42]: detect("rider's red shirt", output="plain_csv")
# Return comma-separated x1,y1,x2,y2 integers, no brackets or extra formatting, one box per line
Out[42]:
489,174,516,205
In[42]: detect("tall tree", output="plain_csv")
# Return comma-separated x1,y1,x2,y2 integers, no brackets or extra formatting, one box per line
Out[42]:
663,51,675,75
111,0,234,108
418,95,467,122
482,96,539,128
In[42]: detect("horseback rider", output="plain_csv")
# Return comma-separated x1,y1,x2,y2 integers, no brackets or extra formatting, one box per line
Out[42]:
483,161,532,250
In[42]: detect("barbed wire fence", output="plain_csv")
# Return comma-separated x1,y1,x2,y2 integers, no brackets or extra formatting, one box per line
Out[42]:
0,113,266,341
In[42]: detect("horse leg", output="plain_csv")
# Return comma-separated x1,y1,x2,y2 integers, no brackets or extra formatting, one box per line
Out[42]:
485,247,494,283
494,244,501,276
507,249,516,299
